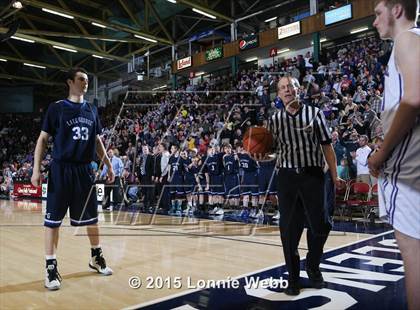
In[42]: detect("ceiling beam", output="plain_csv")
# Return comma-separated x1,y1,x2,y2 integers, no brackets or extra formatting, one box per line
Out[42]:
178,0,225,40
176,16,190,34
108,42,124,54
19,12,75,31
174,14,222,22
57,0,104,53
70,0,113,15
0,30,129,62
0,73,62,86
146,0,173,43
177,0,234,23
21,0,173,45
123,44,156,59
144,0,149,32
0,54,119,80
0,3,12,17
1,54,71,70
0,27,140,43
6,42,44,80
117,0,142,28
21,16,70,68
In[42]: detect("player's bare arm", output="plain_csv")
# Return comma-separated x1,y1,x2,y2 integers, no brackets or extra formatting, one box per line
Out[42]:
368,32,420,176
31,131,49,187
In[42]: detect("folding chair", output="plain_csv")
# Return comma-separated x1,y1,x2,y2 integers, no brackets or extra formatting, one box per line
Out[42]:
346,182,370,221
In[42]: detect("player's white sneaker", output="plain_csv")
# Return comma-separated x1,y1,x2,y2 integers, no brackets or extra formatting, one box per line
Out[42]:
209,206,217,215
45,262,61,290
89,248,113,276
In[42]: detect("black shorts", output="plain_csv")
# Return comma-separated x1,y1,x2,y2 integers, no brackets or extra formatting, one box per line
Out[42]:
44,161,98,228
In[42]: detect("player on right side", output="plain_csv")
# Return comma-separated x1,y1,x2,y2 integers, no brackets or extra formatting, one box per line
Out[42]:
369,1,419,309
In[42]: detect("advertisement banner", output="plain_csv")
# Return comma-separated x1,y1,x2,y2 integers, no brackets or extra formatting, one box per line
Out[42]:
13,182,42,198
239,34,259,51
177,56,192,70
205,47,223,61
277,21,301,40
13,182,105,201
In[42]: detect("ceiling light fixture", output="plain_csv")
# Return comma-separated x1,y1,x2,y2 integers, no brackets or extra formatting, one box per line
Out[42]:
11,1,23,9
11,36,35,43
24,63,46,69
91,22,107,29
264,16,277,23
277,48,290,54
134,34,158,43
192,8,216,19
42,8,74,19
350,27,369,34
245,57,258,62
52,45,78,53
92,54,112,60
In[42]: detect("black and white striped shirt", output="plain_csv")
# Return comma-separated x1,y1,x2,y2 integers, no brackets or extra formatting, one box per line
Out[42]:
269,104,332,169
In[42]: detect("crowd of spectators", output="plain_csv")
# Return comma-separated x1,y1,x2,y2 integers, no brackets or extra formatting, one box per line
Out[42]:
1,34,388,200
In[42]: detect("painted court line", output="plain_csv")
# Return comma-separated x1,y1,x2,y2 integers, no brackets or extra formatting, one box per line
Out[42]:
122,230,394,309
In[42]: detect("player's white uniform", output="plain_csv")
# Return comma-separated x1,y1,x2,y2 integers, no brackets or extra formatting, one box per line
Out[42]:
378,28,420,239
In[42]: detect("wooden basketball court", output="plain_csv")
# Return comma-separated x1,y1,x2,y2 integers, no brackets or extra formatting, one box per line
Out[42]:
0,198,389,309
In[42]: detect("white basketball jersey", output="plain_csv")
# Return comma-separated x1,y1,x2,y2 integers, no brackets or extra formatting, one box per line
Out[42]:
382,27,420,191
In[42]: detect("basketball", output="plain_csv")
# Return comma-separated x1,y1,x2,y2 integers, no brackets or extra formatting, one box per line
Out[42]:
243,126,273,155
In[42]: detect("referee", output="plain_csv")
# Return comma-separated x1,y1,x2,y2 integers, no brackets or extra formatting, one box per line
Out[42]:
268,76,344,295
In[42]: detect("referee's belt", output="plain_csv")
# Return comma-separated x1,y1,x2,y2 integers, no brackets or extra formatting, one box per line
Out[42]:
278,167,322,175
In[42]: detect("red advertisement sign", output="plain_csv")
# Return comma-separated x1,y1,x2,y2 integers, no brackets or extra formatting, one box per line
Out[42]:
269,48,278,57
13,182,42,198
177,56,192,70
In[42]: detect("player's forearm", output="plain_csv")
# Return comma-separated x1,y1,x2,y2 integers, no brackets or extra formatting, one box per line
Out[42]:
33,136,48,172
379,103,420,158
322,144,338,180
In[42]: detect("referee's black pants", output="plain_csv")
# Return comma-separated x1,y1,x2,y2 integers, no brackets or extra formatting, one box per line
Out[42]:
277,167,332,282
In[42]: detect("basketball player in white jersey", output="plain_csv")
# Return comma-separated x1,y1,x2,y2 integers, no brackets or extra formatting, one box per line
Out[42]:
369,1,419,309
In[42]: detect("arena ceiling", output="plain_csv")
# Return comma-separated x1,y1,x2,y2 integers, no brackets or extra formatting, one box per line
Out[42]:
0,0,313,88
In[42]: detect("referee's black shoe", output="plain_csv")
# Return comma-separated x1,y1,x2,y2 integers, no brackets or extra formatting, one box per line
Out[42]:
306,267,325,289
285,280,301,296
